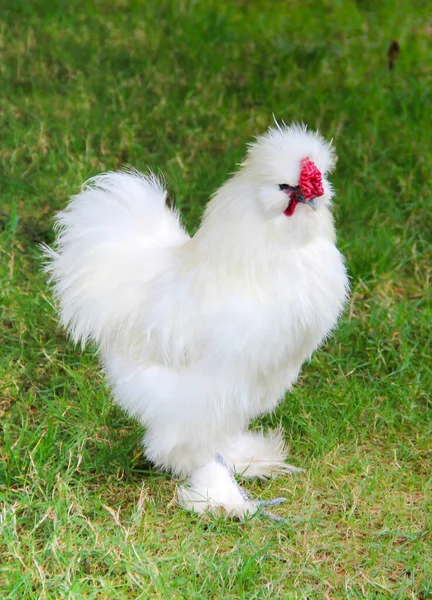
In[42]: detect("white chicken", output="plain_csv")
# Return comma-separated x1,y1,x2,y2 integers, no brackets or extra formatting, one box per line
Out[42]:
45,123,348,518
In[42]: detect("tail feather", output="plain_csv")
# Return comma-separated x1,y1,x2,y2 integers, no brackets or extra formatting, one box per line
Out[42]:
44,171,189,347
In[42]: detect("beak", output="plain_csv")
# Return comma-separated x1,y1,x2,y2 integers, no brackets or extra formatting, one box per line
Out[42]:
295,190,317,211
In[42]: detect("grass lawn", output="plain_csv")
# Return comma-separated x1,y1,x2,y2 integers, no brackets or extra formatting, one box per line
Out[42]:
1,0,431,598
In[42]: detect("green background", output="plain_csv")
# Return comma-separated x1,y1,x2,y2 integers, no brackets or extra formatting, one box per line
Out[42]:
0,1,431,598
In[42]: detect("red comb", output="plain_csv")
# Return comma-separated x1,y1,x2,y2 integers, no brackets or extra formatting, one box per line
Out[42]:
299,159,324,200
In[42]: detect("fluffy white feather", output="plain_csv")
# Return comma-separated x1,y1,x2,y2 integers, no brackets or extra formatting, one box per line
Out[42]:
44,123,349,517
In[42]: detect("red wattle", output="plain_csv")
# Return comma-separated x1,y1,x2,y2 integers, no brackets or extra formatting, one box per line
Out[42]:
283,194,298,217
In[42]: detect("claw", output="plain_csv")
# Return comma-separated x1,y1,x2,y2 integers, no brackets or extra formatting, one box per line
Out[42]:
256,497,287,507
255,497,287,522
260,509,286,523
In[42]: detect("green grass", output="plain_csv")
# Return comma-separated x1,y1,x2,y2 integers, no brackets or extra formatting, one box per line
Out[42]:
1,0,431,598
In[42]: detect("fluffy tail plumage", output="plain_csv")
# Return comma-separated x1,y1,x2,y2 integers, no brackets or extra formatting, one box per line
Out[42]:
44,171,189,347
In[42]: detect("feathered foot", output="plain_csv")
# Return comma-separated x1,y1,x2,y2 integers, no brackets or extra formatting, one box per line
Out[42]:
222,428,303,479
177,455,257,519
177,454,288,521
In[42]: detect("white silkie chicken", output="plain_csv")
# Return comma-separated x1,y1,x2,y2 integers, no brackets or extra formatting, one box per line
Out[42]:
45,123,348,519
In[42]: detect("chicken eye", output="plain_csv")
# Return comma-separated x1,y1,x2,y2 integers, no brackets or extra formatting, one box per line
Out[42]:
279,184,289,190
